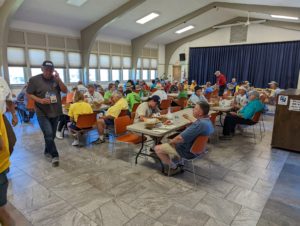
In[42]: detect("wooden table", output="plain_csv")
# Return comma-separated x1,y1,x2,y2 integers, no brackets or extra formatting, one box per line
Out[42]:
127,108,215,173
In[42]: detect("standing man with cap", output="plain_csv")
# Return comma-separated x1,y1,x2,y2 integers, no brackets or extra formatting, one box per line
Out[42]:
27,60,68,167
215,70,227,97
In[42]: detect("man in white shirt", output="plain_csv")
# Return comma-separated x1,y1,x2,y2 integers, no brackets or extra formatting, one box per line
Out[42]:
77,81,87,93
134,95,160,122
188,86,207,105
152,84,167,102
233,86,248,110
0,77,18,126
84,84,104,105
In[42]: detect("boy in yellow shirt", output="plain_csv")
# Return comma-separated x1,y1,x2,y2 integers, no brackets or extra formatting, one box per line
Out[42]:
68,92,93,146
95,92,128,143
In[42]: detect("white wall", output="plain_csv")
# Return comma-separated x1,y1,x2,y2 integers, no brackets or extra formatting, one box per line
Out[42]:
169,24,300,79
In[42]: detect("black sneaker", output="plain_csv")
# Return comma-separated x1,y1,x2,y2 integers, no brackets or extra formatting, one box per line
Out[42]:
52,157,59,167
167,166,184,176
93,138,105,144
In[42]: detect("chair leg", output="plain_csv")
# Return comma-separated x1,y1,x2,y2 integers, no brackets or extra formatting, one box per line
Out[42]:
192,160,197,188
253,125,256,143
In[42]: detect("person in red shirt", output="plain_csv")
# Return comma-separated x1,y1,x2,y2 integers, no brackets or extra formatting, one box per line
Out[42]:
215,70,227,97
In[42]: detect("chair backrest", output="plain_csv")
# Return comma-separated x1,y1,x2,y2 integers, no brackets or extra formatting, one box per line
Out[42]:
130,112,136,124
160,99,172,110
151,88,157,93
61,96,67,105
209,112,218,125
119,109,129,117
191,136,209,154
212,89,219,97
114,115,132,135
132,103,140,113
171,106,181,113
76,113,97,129
26,97,35,110
252,111,262,123
66,92,74,104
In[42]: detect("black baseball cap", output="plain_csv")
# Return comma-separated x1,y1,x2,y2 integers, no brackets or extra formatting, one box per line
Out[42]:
42,60,54,69
148,95,160,103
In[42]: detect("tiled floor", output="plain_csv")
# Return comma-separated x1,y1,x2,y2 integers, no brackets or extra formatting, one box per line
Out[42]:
5,112,299,226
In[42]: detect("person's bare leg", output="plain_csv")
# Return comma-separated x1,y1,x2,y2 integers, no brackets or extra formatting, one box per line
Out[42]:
0,206,15,226
154,145,172,165
96,119,105,135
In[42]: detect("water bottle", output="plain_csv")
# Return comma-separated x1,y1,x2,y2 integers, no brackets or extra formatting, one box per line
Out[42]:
166,107,174,120
45,91,50,99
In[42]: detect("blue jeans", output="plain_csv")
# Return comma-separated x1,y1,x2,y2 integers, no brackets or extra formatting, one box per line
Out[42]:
37,116,59,158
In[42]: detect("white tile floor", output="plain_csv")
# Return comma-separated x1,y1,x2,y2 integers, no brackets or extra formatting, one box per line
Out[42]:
5,113,291,226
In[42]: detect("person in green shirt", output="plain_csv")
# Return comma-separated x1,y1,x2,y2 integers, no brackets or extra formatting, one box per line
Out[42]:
104,83,115,104
126,90,141,112
220,90,264,139
177,83,188,99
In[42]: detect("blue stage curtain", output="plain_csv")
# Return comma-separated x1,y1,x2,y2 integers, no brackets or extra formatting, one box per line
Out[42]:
189,41,300,88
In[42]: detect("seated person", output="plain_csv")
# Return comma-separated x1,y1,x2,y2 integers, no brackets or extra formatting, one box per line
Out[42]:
204,82,214,95
268,81,282,104
154,101,214,175
183,80,189,91
117,84,124,94
220,90,264,140
134,95,160,122
84,84,104,106
188,86,208,105
16,83,35,122
177,83,188,99
77,81,87,93
95,92,128,143
232,86,248,110
67,91,93,146
227,78,237,94
164,80,171,93
104,83,115,104
152,84,168,102
150,79,156,90
189,80,197,91
169,81,179,93
126,89,141,112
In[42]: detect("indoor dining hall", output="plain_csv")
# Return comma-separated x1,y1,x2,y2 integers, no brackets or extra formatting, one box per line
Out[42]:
1,0,300,226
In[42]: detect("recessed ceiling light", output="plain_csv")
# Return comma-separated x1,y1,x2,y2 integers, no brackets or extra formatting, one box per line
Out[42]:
66,0,88,7
175,25,195,34
136,12,159,24
271,15,299,20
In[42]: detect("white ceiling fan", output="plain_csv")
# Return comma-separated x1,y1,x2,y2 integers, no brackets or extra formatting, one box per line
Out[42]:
213,12,266,29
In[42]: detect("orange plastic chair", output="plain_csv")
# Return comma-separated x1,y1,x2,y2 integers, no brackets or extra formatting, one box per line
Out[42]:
119,109,129,117
171,106,181,113
114,115,146,162
76,113,97,129
66,92,74,104
191,136,209,154
212,89,219,97
160,99,172,110
132,103,140,113
151,88,157,93
61,96,67,105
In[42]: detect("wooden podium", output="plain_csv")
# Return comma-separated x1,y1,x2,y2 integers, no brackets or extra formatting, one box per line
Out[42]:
271,89,300,152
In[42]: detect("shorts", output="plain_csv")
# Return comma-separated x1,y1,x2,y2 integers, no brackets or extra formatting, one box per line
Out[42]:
0,169,9,207
69,122,81,131
104,118,114,126
159,143,180,159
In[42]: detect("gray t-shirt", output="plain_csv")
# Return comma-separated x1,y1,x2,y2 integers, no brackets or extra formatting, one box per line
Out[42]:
27,74,62,118
176,117,214,159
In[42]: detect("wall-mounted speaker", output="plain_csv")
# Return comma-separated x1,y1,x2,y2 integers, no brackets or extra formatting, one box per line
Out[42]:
179,53,186,61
